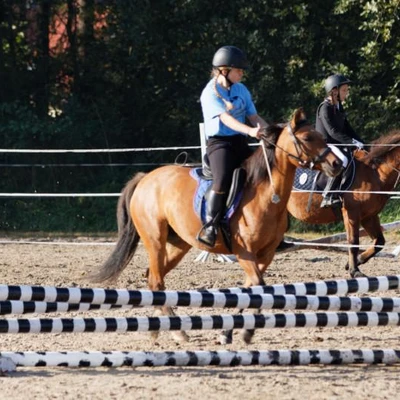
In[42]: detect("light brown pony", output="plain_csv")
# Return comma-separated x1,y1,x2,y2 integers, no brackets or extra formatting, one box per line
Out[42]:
90,108,342,343
288,130,400,278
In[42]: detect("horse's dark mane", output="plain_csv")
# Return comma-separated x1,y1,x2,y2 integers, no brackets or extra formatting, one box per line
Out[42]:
362,129,400,164
242,124,283,185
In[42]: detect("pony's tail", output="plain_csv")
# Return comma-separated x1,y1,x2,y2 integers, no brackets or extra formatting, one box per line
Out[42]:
88,172,147,283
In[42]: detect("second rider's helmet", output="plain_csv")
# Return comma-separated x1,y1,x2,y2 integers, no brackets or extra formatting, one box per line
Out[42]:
324,74,352,93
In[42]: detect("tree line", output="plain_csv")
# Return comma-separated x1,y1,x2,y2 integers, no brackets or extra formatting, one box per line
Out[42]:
0,0,399,232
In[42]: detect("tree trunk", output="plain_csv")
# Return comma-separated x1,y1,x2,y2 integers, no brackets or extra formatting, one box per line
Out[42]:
35,0,51,118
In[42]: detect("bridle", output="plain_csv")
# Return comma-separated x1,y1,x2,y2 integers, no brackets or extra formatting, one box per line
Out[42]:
261,121,332,169
259,120,333,204
285,121,333,168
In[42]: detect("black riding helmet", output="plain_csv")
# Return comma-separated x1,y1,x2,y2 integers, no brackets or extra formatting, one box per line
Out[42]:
324,74,352,93
212,46,249,70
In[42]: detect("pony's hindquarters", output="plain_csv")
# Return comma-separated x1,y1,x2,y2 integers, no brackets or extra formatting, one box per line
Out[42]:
88,172,146,283
287,191,340,224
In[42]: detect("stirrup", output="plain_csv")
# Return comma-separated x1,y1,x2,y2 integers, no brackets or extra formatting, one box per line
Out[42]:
196,223,217,248
320,196,341,208
276,240,294,251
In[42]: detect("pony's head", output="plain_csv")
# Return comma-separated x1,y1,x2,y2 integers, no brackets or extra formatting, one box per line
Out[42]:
281,108,342,176
243,108,342,186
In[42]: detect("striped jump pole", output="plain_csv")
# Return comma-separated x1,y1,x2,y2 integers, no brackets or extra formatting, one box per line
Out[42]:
210,274,400,296
1,311,400,333
1,349,400,370
2,295,400,315
0,275,399,305
0,301,130,315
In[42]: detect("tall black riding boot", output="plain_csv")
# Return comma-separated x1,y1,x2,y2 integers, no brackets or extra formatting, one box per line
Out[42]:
196,190,226,248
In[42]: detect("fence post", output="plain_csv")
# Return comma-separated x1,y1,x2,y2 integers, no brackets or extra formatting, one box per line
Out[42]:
199,122,206,167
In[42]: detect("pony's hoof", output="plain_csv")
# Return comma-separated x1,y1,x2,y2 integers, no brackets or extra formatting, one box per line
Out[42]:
150,331,160,343
219,330,233,345
241,329,254,344
172,331,189,343
351,270,367,278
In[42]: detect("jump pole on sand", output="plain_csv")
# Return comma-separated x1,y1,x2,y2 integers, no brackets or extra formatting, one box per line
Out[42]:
1,275,400,304
1,311,400,333
1,349,400,371
2,294,400,315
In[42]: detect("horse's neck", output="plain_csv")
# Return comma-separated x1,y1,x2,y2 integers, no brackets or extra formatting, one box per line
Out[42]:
256,158,296,207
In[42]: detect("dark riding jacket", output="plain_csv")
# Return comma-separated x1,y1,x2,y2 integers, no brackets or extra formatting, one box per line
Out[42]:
316,99,363,145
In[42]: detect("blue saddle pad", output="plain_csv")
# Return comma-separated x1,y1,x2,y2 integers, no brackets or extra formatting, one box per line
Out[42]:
190,168,242,224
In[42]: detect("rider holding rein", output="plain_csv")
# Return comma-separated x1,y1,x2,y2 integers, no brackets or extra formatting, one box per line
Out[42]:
198,45,268,247
316,74,364,208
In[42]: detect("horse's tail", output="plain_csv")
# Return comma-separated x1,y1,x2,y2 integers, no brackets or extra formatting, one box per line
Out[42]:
89,172,147,283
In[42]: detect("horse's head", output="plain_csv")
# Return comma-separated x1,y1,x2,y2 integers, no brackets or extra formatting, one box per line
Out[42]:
280,108,342,177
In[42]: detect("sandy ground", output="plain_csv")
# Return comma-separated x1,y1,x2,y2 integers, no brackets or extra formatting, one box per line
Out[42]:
1,233,400,400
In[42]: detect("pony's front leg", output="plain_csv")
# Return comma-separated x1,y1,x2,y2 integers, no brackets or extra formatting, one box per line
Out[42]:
152,306,189,343
219,254,266,345
357,215,385,267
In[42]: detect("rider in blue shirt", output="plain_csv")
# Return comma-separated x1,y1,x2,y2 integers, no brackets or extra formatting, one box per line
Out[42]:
197,46,268,247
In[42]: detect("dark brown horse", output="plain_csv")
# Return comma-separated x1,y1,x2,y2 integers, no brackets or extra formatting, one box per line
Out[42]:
90,108,342,343
288,130,400,278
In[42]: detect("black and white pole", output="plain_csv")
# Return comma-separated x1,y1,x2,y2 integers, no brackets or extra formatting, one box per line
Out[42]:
1,295,400,315
0,275,399,305
1,348,400,371
1,311,400,333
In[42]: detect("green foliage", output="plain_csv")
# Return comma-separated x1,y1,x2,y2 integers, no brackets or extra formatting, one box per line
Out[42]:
0,0,399,233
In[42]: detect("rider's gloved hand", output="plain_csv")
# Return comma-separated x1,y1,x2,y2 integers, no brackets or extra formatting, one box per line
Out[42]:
352,139,364,149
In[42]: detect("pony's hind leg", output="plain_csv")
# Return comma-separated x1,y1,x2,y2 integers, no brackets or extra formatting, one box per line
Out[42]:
146,233,192,343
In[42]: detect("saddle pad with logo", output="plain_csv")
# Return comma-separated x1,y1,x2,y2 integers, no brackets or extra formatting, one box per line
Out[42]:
292,159,356,193
293,168,322,191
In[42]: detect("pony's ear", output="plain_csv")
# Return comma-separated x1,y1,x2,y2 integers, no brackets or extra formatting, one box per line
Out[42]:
290,108,307,129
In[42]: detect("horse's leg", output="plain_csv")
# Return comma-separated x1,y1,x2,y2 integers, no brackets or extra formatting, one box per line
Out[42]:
157,238,192,342
342,209,365,278
357,215,385,267
219,253,266,345
146,232,192,343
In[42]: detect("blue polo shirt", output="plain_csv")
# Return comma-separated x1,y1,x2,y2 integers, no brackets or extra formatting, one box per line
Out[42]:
200,80,257,138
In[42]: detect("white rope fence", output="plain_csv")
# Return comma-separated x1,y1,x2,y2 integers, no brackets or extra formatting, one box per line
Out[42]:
0,143,399,253
0,141,399,197
0,193,120,197
0,142,398,154
0,145,201,153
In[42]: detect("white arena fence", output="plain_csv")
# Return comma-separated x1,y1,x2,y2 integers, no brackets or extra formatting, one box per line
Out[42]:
0,139,399,197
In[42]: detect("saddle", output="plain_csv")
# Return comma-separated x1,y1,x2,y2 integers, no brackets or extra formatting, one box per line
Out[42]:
190,157,246,252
